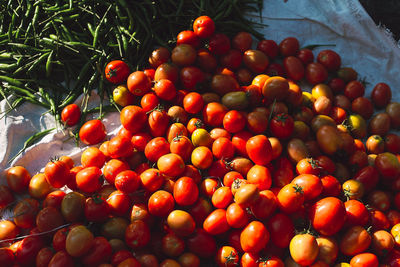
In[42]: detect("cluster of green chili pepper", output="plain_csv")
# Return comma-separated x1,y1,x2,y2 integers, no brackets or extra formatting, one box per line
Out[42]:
0,0,264,122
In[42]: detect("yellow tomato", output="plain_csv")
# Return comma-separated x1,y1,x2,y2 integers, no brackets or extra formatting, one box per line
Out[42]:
391,223,400,246
342,179,365,200
113,85,135,107
191,128,213,147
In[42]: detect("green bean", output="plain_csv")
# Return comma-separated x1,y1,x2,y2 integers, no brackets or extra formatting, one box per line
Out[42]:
27,52,51,73
45,50,53,78
8,43,51,53
6,85,37,99
8,127,56,164
0,75,24,87
0,63,18,71
92,5,112,47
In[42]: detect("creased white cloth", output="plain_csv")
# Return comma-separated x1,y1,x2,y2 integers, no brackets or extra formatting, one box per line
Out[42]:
1,0,400,178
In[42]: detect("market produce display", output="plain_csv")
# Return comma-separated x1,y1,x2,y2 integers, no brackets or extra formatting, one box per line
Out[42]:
2,3,400,267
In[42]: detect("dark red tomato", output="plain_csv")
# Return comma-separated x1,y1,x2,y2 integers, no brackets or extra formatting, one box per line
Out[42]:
329,77,346,93
265,62,286,77
187,228,217,258
61,104,81,126
85,195,110,222
344,80,365,101
180,66,205,91
43,190,66,209
305,62,328,85
279,37,300,57
44,159,70,189
125,220,151,249
144,137,170,162
371,82,392,108
193,15,215,38
375,152,400,179
232,31,253,53
267,213,295,248
48,250,74,267
345,199,370,227
76,166,103,193
257,39,279,59
36,247,53,267
36,206,64,233
220,49,243,70
353,166,379,193
82,236,112,267
0,247,14,266
208,33,231,55
370,209,390,231
250,190,277,220
309,197,346,236
232,131,252,157
14,236,44,265
105,60,130,84
177,30,200,48
148,190,175,217
330,106,347,124
111,250,133,266
296,48,314,65
317,50,341,71
283,56,305,81
269,113,294,139
385,133,400,154
148,47,170,69
351,97,373,119
79,119,107,145
174,177,199,206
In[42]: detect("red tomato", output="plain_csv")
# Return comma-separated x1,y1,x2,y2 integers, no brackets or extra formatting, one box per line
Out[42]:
279,37,300,57
344,199,370,227
291,174,323,201
125,220,151,249
309,197,346,236
144,137,170,162
232,31,253,52
297,48,314,65
257,39,279,59
115,170,140,194
61,103,81,126
148,190,175,217
177,30,200,47
371,82,392,108
127,71,152,96
180,66,205,91
6,166,31,193
44,159,70,189
208,33,231,55
283,56,305,81
203,209,230,235
193,16,215,38
120,105,147,133
79,119,107,145
305,62,328,85
82,236,112,266
173,177,199,206
240,221,269,253
246,135,272,166
104,60,130,84
350,253,378,267
270,113,294,139
277,183,305,213
183,92,204,114
154,78,177,100
106,190,131,216
267,213,295,248
317,50,341,71
85,195,110,222
202,102,228,127
76,166,103,193
186,229,217,258
14,236,44,265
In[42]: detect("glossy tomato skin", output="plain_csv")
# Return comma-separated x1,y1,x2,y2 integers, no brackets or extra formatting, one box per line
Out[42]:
267,213,295,248
14,236,45,265
306,62,328,85
61,103,81,126
350,253,379,267
193,16,215,38
203,209,230,235
270,113,294,139
317,50,341,71
240,221,269,253
76,166,103,193
177,30,200,48
246,135,272,166
120,105,147,133
125,220,151,249
257,39,279,59
279,37,299,57
79,119,107,145
44,160,70,189
371,82,392,108
283,56,305,81
105,60,130,84
309,197,347,236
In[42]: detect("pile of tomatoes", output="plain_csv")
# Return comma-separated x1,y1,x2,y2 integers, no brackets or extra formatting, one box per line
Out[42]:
3,15,400,267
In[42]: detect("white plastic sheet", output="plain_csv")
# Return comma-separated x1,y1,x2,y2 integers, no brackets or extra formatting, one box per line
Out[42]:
1,0,400,176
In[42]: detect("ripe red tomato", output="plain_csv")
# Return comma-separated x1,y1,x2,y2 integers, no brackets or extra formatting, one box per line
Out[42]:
173,176,199,206
82,236,112,266
317,50,341,71
127,71,151,96
309,197,346,236
350,253,379,267
279,37,300,57
208,33,231,55
85,195,110,222
193,15,215,38
232,31,253,52
148,190,175,217
257,39,279,59
306,62,328,85
277,183,305,213
6,166,31,193
44,159,70,188
76,166,103,193
176,30,200,48
61,103,81,126
267,213,295,248
270,113,294,139
371,82,392,108
246,135,272,166
105,60,130,84
125,220,151,249
297,48,314,65
240,221,269,253
183,92,204,114
203,208,230,235
283,56,305,81
79,119,107,145
144,137,170,162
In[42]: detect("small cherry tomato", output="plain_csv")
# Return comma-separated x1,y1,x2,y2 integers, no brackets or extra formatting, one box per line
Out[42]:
105,60,130,84
61,103,81,126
